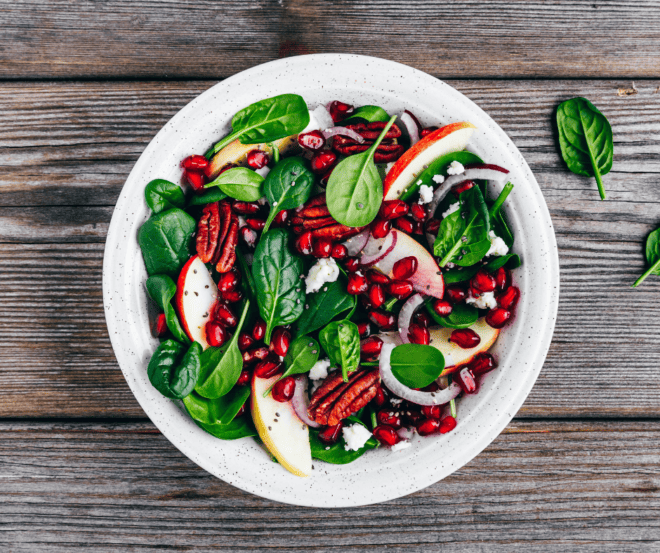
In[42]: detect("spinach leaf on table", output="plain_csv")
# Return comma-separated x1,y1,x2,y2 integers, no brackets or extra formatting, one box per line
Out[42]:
295,278,355,336
147,340,202,399
556,97,613,200
252,229,305,342
319,320,361,382
183,386,251,426
187,188,228,207
145,179,185,214
341,105,389,125
632,228,660,288
138,208,196,278
205,167,264,202
145,275,190,344
390,344,445,389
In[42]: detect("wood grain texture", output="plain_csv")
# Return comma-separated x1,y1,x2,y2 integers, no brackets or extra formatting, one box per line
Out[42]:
1,420,659,551
1,1,660,79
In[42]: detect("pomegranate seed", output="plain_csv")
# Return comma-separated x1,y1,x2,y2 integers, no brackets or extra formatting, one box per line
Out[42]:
457,367,478,394
421,405,442,419
420,126,438,138
486,307,512,329
318,422,344,444
214,303,237,327
222,289,243,303
360,295,374,310
439,416,457,434
295,231,313,255
347,273,368,295
269,327,291,357
407,323,430,345
246,218,266,232
368,309,397,330
388,280,414,300
432,299,453,317
377,410,402,429
331,243,348,261
246,149,269,170
182,154,209,170
357,321,372,338
153,313,168,337
238,333,254,351
416,418,441,436
392,256,418,280
497,286,520,310
493,267,511,291
449,328,481,349
184,169,206,192
445,285,467,304
272,209,290,227
298,130,326,151
412,220,424,235
410,203,427,222
470,352,497,376
371,218,392,239
471,269,497,293
452,180,475,197
394,217,415,234
252,320,267,342
253,360,283,379
368,284,386,308
379,200,409,220
414,311,432,328
271,376,296,402
218,269,241,294
421,381,440,392
426,218,441,234
236,369,251,386
318,166,335,188
206,321,228,347
372,425,401,446
311,238,332,258
232,201,261,215
240,226,258,248
310,150,337,174
402,409,423,426
360,336,383,361
243,346,270,366
367,269,390,285
373,385,387,407
344,257,360,272
328,100,354,123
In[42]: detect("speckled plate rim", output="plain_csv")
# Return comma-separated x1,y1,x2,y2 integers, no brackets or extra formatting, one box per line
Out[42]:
103,54,559,508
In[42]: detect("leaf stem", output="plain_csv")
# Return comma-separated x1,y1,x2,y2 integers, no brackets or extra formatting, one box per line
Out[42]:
632,257,660,288
368,115,398,155
439,235,464,268
205,130,240,159
489,182,514,219
579,104,607,200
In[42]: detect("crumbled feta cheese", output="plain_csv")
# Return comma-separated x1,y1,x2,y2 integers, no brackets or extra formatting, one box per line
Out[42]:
432,174,445,184
307,105,334,131
442,202,460,219
418,184,434,205
444,352,455,368
305,258,339,294
446,161,465,175
391,440,412,452
255,166,271,178
466,290,498,310
390,398,403,406
309,358,331,381
384,161,396,175
486,230,509,257
343,424,373,451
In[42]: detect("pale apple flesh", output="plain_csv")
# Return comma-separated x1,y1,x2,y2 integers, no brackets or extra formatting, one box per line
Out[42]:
251,375,312,477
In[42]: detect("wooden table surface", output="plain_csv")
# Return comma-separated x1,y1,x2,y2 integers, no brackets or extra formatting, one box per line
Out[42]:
2,1,660,551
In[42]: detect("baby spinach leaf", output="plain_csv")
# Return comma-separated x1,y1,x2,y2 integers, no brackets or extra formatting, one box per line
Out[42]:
145,275,190,344
556,97,613,200
183,386,251,426
195,300,250,399
441,253,521,285
309,429,378,464
489,182,513,219
138,208,196,278
341,105,389,125
632,228,660,287
326,115,397,227
252,229,305,342
196,417,257,440
282,336,320,379
205,167,264,202
187,188,228,207
261,157,315,233
484,253,521,272
207,94,310,157
390,344,445,389
148,340,202,399
426,301,478,329
442,265,480,284
319,320,361,382
145,179,185,214
295,278,355,336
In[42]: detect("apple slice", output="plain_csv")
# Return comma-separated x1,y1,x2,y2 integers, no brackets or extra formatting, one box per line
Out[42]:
383,122,476,201
175,255,218,349
251,375,312,477
371,229,444,299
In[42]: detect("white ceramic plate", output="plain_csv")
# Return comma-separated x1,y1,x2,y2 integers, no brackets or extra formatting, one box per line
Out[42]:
103,54,559,507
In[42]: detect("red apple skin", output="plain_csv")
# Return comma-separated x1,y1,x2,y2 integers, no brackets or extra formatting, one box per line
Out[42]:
175,255,198,342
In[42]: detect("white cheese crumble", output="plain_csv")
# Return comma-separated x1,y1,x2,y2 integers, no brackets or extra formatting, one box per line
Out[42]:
432,174,445,184
486,230,509,257
305,258,339,294
255,166,271,178
441,202,460,219
390,398,403,406
466,290,498,310
391,440,412,452
446,161,465,175
418,184,434,204
343,424,373,451
309,358,331,381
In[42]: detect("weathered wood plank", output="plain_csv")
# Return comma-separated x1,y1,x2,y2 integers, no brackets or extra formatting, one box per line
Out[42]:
1,1,660,79
1,420,659,551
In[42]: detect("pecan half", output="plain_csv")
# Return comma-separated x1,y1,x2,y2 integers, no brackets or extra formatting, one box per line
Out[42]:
332,122,405,163
195,200,238,272
215,214,238,273
196,202,221,263
293,194,366,240
308,369,380,426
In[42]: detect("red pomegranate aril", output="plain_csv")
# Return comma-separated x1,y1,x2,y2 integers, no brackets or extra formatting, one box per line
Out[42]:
214,303,237,327
331,243,348,261
407,323,430,345
232,201,261,215
373,385,387,407
426,218,441,234
312,238,333,258
421,405,442,419
486,307,512,329
246,218,266,232
344,257,360,272
379,200,409,220
360,335,383,361
410,203,427,222
269,327,291,357
218,269,241,294
420,126,438,138
347,273,368,295
236,369,251,386
377,410,402,429
153,313,168,337
392,256,418,280
432,299,453,317
416,417,441,436
445,285,467,304
402,409,423,426
367,269,390,285
254,360,283,379
295,231,313,255
414,311,432,328
222,289,243,303
310,150,337,174
394,217,415,234
497,286,520,310
251,346,271,362
206,321,228,347
184,169,206,192
449,328,481,349
371,218,392,239
470,352,497,376
388,280,414,300
246,149,269,170
471,269,497,293
272,209,290,227
493,266,511,291
368,284,386,308
457,367,478,394
328,100,354,123
252,319,267,342
368,309,397,330
237,333,254,351
318,422,344,444
372,424,401,446
421,381,440,393
271,376,296,402
439,416,457,434
452,180,475,197
318,166,335,188
240,226,258,248
298,130,326,151
357,320,372,339
182,154,209,170
413,221,424,235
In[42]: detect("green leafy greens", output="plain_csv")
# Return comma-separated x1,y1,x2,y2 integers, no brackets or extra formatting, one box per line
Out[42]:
632,228,660,288
204,167,264,202
144,179,185,213
145,275,190,344
390,344,445,389
341,105,389,125
147,340,202,399
295,278,355,336
319,320,361,382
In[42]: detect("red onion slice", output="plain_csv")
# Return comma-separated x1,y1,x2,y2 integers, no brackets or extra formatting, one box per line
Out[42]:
398,293,425,344
360,230,398,267
399,112,420,146
291,375,320,428
322,126,365,143
379,344,461,406
342,228,370,256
